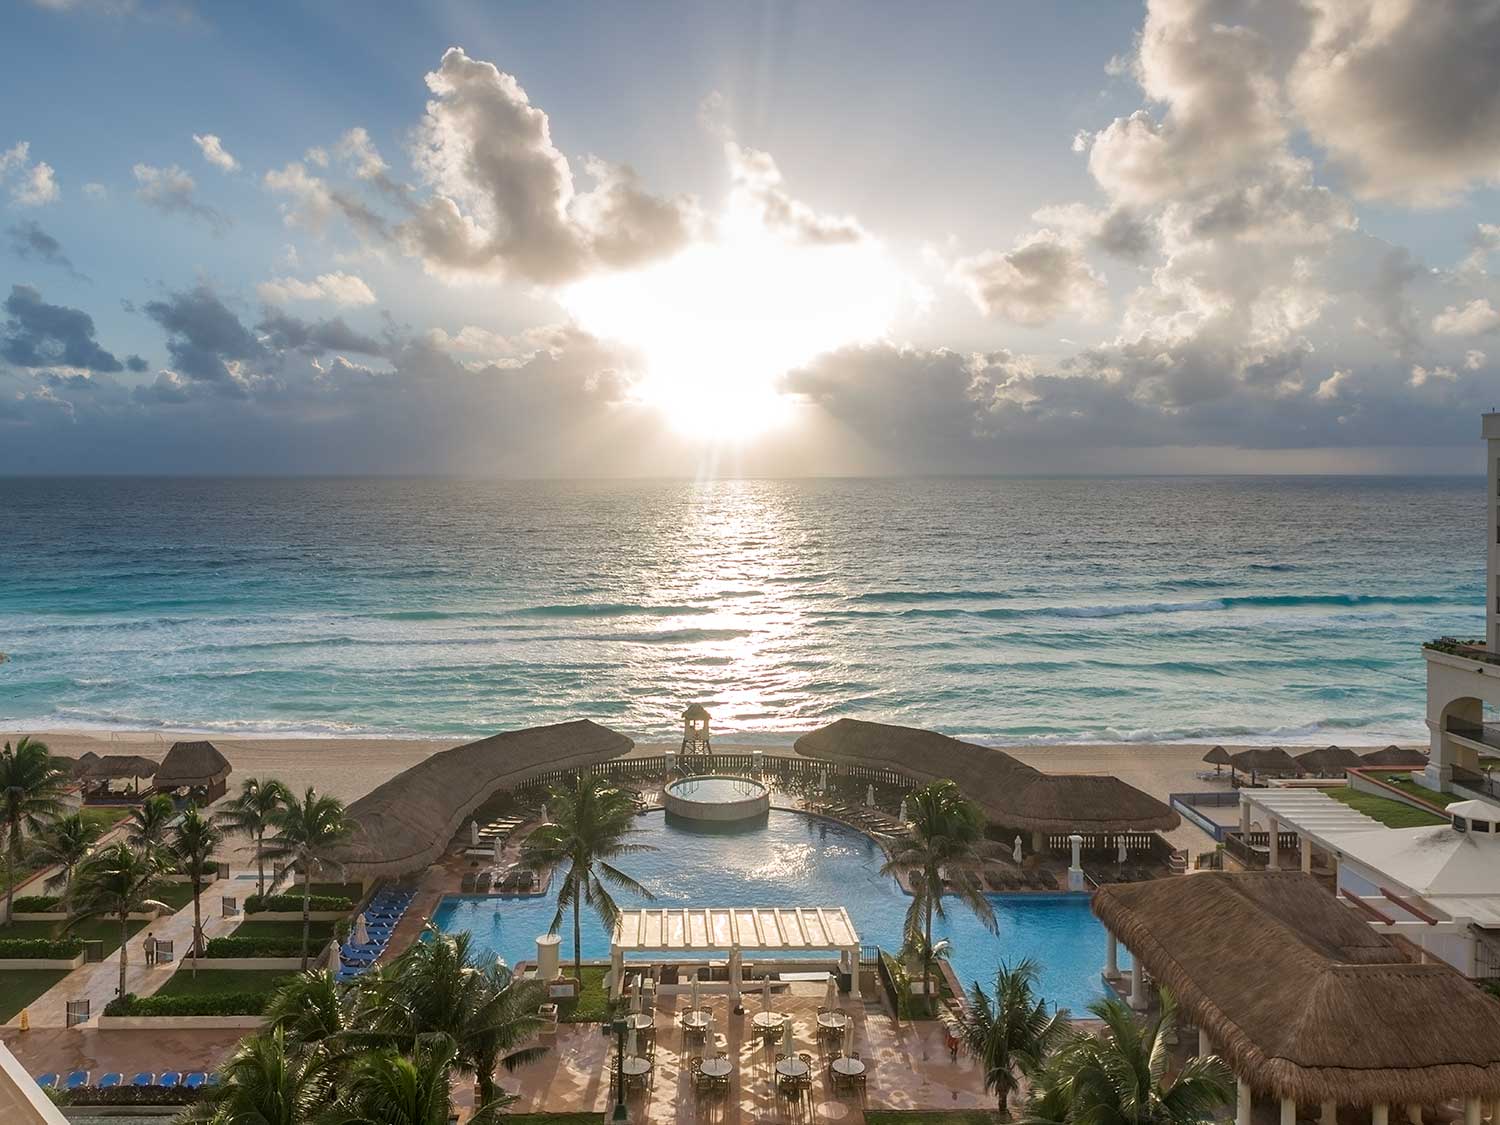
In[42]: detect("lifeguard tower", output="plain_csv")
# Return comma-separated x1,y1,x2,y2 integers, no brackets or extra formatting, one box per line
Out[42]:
680,702,712,771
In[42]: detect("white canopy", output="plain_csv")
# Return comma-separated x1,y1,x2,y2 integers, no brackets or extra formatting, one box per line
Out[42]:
612,905,859,952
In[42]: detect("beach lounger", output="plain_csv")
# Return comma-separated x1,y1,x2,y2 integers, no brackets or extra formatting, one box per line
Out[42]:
64,1070,89,1090
33,1074,58,1088
183,1072,208,1089
98,1073,122,1089
157,1071,182,1088
131,1073,154,1087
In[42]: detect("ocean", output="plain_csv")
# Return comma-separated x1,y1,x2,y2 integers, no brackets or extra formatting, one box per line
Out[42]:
0,475,1485,746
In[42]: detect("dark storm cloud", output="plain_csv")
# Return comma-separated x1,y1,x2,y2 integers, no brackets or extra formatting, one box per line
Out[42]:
1,284,122,371
143,284,265,385
6,220,84,278
255,309,385,356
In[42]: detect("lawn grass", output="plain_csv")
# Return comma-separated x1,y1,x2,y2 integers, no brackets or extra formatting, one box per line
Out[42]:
1373,776,1464,808
0,916,149,956
1329,787,1448,828
79,806,131,834
154,969,294,998
230,919,336,943
154,882,197,911
867,1114,1005,1125
0,970,69,1022
558,965,612,1023
309,882,364,900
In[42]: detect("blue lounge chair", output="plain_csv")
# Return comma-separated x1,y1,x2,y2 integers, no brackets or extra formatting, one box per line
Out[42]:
33,1074,58,1088
64,1071,89,1090
183,1072,207,1089
157,1071,181,1088
131,1072,154,1087
98,1073,122,1088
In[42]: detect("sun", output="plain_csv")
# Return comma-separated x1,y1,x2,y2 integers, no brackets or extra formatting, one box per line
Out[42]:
558,205,907,441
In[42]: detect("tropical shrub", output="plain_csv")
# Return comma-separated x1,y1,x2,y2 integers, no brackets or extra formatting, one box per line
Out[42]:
54,1084,200,1106
11,894,63,912
104,991,273,1017
205,936,313,958
244,891,353,913
0,937,83,958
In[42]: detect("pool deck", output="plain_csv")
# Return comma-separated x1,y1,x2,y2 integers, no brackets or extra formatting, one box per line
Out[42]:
462,979,992,1123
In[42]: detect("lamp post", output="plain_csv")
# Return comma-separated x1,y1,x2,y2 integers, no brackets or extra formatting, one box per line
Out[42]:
611,1016,628,1122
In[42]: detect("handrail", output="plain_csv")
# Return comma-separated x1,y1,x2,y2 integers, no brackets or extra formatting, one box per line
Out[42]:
1341,889,1395,925
1381,887,1441,925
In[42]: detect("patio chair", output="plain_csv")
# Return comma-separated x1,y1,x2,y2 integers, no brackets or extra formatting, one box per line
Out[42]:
157,1071,182,1088
33,1074,58,1088
131,1073,155,1087
97,1073,123,1089
64,1070,89,1090
183,1072,208,1089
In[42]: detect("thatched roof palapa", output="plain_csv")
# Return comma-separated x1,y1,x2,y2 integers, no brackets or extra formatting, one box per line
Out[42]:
1361,744,1428,768
1202,745,1233,767
325,719,634,879
78,754,160,781
1093,872,1500,1105
793,718,1178,833
153,740,231,789
1295,744,1364,774
1230,746,1302,776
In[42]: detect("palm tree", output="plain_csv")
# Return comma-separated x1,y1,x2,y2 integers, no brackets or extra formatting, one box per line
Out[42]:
66,841,172,1001
36,811,102,894
517,773,655,980
263,968,355,1047
127,792,177,854
881,779,998,1010
335,1036,515,1125
361,928,547,1107
216,777,290,898
0,735,66,919
947,958,1066,1118
190,1025,333,1125
260,786,353,970
1025,994,1232,1125
174,807,222,975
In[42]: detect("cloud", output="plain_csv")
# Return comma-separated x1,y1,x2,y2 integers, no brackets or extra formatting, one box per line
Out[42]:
191,133,238,173
335,127,386,180
722,143,861,246
2,284,123,371
1290,0,1500,205
1,142,59,206
6,220,83,277
256,271,376,307
1432,298,1500,337
142,284,266,389
255,308,385,356
264,160,390,240
401,47,693,284
950,229,1107,325
1409,363,1457,387
82,182,106,201
1465,349,1487,370
132,163,228,232
1313,368,1351,401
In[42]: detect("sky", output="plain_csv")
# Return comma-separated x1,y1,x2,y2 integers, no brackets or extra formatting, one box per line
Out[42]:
2,0,1500,476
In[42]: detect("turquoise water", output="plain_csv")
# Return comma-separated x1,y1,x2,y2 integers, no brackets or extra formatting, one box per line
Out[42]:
430,809,1125,1012
0,475,1485,744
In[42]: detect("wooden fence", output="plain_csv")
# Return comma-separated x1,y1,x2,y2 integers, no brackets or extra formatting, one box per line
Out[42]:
515,753,911,793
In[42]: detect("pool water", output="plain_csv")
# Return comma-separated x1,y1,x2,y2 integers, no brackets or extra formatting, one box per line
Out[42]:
667,776,769,802
431,809,1126,1013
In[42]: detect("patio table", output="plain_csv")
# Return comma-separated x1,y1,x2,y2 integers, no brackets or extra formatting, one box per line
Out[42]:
752,1011,786,1031
627,1013,653,1030
817,1011,849,1030
622,1056,652,1077
700,1057,732,1078
831,1057,865,1077
774,1057,810,1079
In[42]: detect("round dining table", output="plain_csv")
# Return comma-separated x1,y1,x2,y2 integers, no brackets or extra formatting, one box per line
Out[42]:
752,1011,786,1030
774,1057,810,1079
830,1056,865,1077
621,1055,652,1077
699,1057,732,1078
816,1011,849,1031
626,1013,653,1030
681,1011,709,1029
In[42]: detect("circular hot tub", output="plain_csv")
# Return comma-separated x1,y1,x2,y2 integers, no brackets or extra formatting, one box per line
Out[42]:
663,774,771,824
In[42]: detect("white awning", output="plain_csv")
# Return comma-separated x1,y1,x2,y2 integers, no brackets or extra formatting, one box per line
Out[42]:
611,905,859,953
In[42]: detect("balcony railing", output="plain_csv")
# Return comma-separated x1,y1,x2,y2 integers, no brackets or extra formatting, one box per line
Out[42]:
1446,720,1500,754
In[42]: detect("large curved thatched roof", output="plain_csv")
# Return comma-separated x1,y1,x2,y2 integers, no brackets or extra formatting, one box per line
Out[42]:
78,754,159,780
794,718,1178,833
1094,872,1500,1104
325,719,634,879
1231,746,1302,775
1295,744,1363,774
1361,745,1428,768
154,740,231,789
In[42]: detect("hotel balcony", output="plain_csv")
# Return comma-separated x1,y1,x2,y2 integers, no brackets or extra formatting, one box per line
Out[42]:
1424,637,1500,669
1446,719,1500,755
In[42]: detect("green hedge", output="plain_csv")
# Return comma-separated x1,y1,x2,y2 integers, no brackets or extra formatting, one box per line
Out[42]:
104,991,271,1017
244,892,353,914
56,1084,201,1106
205,936,309,958
0,937,82,959
10,895,63,913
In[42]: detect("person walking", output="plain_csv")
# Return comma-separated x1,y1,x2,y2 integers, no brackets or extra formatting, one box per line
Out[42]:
144,930,156,966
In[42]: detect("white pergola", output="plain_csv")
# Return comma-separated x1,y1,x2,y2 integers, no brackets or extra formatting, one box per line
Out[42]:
609,905,861,1003
1237,787,1379,873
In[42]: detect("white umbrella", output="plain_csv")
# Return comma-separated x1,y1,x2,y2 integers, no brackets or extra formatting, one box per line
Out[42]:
469,820,479,847
898,797,907,822
690,970,700,1013
865,784,875,807
762,975,771,1014
493,836,503,863
631,978,642,1012
842,1019,852,1058
353,913,369,946
1013,835,1023,864
1117,837,1128,864
781,1016,794,1055
540,802,549,823
818,769,827,794
627,1026,638,1058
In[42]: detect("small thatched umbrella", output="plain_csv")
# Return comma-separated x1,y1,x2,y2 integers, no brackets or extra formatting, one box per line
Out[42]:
72,750,101,778
1361,745,1428,768
1203,745,1233,776
1230,746,1302,784
79,754,160,794
1295,744,1363,778
154,740,232,801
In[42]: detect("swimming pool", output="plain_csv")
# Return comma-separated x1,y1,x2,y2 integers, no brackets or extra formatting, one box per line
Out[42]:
431,809,1126,1012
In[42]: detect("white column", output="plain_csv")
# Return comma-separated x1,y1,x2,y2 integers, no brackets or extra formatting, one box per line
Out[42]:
1068,833,1085,891
1198,1027,1211,1057
1371,1104,1388,1125
728,945,742,1011
609,945,624,1000
1268,817,1281,871
1236,1080,1253,1125
1406,1105,1422,1125
1281,1097,1297,1125
1320,1100,1336,1125
847,946,862,1000
1301,837,1314,874
1240,799,1252,836
1105,933,1120,979
536,933,561,981
1129,963,1146,1010
1465,1098,1482,1125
